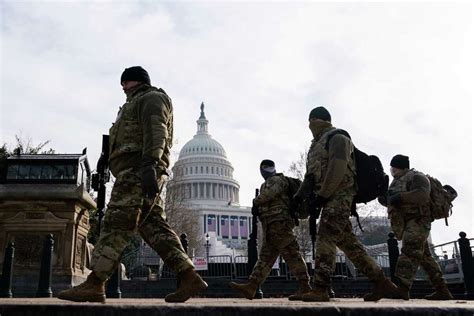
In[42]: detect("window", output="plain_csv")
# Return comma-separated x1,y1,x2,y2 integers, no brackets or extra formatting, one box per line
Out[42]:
221,216,229,238
206,166,209,174
6,164,19,179
18,165,30,179
5,163,77,181
41,165,53,179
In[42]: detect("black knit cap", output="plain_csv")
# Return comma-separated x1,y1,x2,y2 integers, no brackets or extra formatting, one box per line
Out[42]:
309,106,331,122
390,154,410,169
260,159,275,168
120,66,151,85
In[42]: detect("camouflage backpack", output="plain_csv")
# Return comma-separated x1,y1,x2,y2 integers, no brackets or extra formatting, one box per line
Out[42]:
426,175,457,225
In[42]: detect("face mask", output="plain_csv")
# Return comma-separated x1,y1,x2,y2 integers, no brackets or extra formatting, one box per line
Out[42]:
260,166,276,180
390,167,402,178
309,120,332,139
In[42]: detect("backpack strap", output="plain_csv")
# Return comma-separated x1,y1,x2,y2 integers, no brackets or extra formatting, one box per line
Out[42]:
325,129,362,230
351,201,364,232
285,176,300,226
325,129,351,150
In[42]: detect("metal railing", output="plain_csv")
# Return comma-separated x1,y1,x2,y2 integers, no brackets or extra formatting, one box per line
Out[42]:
427,240,466,284
119,238,474,283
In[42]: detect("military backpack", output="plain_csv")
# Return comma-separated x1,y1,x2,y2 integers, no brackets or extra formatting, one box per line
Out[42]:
426,175,457,225
285,176,308,220
325,129,389,204
325,129,389,231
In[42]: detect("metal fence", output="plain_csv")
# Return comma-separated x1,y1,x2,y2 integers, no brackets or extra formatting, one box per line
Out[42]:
122,253,379,281
120,238,473,283
428,240,465,284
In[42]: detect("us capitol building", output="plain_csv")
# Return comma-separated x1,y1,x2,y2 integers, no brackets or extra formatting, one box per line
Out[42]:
166,103,251,256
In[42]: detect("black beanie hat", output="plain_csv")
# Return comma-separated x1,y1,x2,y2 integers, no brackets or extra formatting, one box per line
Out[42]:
390,154,410,169
309,106,331,122
260,159,275,168
120,66,151,85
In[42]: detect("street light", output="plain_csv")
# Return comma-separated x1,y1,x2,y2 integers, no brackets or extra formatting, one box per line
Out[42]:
205,233,210,261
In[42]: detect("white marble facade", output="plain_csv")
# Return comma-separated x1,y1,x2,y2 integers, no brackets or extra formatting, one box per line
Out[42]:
167,103,251,255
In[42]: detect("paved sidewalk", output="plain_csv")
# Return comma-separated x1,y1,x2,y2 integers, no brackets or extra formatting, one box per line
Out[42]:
1,298,473,315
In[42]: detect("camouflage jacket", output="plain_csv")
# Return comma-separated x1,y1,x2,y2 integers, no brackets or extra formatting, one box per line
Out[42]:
304,127,356,201
384,169,431,217
109,84,173,176
254,173,292,222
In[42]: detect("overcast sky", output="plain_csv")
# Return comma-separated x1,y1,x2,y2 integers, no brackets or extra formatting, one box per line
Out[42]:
1,1,472,245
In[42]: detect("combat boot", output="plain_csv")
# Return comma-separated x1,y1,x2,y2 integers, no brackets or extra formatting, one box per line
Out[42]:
288,281,312,301
165,268,208,303
395,284,410,300
424,283,454,300
301,286,330,302
57,272,105,303
363,278,400,301
229,279,259,300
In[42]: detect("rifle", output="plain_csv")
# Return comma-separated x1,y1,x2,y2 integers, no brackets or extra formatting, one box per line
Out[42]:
301,174,321,263
247,188,263,298
90,135,110,237
309,207,319,263
250,189,259,240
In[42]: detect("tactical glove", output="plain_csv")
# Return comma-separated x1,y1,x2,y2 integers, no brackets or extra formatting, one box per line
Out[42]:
251,199,259,217
314,194,330,208
377,195,388,206
141,155,159,199
387,193,402,208
292,193,303,205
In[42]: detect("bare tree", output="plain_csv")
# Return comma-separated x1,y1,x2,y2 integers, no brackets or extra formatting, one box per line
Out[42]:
164,142,205,257
1,134,55,157
288,150,307,181
1,134,56,182
11,134,55,155
164,176,204,257
352,201,391,245
287,150,313,259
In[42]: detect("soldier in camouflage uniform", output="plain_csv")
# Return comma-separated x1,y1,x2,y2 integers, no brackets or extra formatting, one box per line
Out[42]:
378,154,453,300
229,160,311,300
58,66,207,303
295,107,399,302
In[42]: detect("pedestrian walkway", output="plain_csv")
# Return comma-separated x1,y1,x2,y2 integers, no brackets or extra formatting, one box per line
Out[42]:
1,298,473,316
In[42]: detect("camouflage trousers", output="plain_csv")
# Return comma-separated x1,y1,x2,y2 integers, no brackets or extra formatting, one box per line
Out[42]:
394,215,446,289
91,167,194,281
250,218,309,285
313,196,385,288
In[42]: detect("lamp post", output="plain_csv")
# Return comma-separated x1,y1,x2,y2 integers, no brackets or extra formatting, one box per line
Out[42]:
205,233,210,261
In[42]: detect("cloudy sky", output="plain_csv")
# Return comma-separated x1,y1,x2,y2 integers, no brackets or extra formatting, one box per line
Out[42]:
1,1,472,245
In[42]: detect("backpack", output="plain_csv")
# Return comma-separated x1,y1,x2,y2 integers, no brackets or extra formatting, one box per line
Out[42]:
426,175,457,225
285,176,308,220
325,129,389,204
326,129,389,231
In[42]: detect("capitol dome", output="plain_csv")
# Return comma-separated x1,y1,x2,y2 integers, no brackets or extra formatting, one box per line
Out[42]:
178,106,227,159
169,103,240,206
